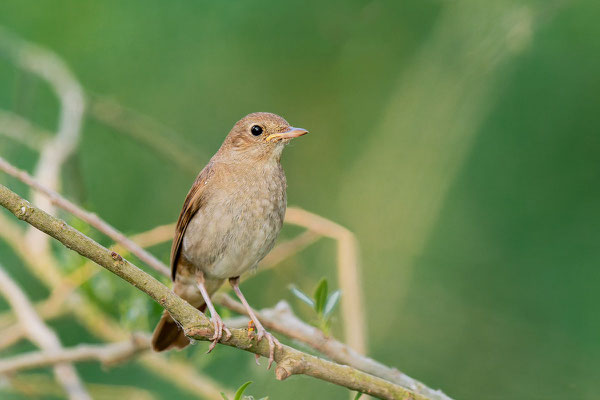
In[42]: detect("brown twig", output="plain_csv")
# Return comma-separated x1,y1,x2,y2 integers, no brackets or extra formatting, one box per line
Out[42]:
0,183,429,400
0,211,232,400
0,335,150,374
257,229,321,272
7,373,157,400
0,108,51,150
0,156,170,277
215,294,452,400
285,207,367,354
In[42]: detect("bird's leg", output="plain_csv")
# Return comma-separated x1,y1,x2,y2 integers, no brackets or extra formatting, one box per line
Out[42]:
196,272,231,353
229,276,282,369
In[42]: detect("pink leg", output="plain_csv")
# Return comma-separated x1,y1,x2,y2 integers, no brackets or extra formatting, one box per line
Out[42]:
196,272,231,353
229,277,282,369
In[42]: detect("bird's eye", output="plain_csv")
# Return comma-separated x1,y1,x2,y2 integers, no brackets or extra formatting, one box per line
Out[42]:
250,125,263,136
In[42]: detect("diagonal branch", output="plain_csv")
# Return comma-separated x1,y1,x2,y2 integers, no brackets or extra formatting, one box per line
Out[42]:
215,294,451,400
0,184,430,400
0,156,170,277
0,209,233,400
0,109,51,150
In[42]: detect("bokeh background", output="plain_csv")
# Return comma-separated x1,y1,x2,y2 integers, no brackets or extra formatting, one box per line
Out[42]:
1,0,599,399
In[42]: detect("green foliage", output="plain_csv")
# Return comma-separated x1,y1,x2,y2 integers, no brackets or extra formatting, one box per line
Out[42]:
289,286,314,308
353,392,363,400
220,382,268,400
313,278,328,314
290,278,341,334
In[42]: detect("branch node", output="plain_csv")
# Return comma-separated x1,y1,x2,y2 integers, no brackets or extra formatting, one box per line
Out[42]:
16,202,32,220
275,357,304,381
184,326,211,339
110,251,123,262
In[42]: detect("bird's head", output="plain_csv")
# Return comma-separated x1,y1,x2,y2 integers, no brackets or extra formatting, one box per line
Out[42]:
218,112,308,162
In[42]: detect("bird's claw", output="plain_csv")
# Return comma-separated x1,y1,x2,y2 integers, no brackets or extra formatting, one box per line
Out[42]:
250,325,282,370
206,315,231,354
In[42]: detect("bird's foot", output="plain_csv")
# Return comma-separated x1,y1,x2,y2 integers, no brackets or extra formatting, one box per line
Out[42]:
249,322,282,369
206,314,232,353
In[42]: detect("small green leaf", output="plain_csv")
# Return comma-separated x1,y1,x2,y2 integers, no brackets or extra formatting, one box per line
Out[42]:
220,392,229,400
354,392,364,400
313,278,328,314
290,286,314,307
323,290,341,318
234,381,253,400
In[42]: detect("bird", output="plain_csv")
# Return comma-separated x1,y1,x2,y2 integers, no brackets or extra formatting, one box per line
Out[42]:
151,112,308,368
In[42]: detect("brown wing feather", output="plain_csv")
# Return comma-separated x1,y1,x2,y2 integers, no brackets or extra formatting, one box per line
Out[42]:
170,163,214,280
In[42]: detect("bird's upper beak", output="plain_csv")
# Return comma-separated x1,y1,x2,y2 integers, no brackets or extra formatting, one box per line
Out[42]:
265,127,309,142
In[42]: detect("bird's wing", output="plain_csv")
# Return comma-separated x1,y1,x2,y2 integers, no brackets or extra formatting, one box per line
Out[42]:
170,163,215,280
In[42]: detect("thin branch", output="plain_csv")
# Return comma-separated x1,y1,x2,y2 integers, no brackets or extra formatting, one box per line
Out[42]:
0,184,429,400
256,229,321,272
216,294,452,400
0,108,51,150
0,335,150,374
0,195,64,287
0,156,329,282
139,354,235,400
7,373,157,400
0,182,231,400
285,207,367,354
0,264,91,400
127,222,176,248
88,95,203,174
0,291,65,351
0,156,170,277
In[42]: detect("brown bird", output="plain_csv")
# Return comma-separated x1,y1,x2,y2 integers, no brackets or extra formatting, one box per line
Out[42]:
151,112,308,368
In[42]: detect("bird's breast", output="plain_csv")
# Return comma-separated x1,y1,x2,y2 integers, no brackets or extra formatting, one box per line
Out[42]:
182,163,286,279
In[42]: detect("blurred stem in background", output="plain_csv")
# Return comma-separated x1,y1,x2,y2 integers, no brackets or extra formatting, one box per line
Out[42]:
341,0,540,334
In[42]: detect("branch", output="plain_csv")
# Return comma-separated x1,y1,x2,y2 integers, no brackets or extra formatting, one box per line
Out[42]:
0,109,51,150
0,184,429,400
255,229,321,272
0,156,335,284
7,373,156,400
0,210,232,400
0,335,150,374
216,294,452,400
285,207,367,354
0,291,68,351
0,264,91,400
0,156,170,277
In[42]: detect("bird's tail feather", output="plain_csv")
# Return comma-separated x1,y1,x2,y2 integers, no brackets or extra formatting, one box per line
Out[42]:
152,311,187,352
151,277,225,352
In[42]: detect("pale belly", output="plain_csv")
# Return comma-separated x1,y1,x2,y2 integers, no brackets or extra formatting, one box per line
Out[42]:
181,174,286,280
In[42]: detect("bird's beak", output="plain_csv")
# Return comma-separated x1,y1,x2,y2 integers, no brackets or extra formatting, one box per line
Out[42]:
265,127,309,142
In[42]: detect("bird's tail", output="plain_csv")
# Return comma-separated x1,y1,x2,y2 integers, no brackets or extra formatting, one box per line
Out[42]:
151,310,194,351
151,277,223,352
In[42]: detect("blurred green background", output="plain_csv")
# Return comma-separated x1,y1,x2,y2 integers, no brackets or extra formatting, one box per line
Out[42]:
1,0,599,399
